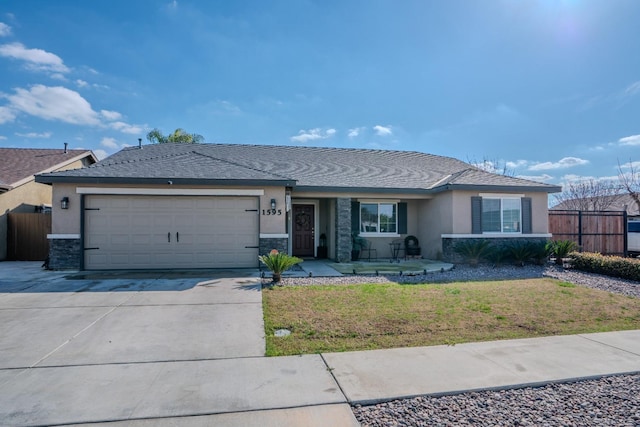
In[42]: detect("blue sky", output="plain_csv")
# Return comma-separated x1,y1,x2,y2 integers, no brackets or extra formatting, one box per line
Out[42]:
1,0,639,188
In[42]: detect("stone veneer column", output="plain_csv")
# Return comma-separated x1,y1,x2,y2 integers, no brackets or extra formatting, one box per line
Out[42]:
259,237,289,255
335,197,352,262
48,238,81,270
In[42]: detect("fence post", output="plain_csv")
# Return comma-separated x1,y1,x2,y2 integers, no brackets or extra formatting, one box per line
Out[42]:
623,210,628,257
578,210,583,249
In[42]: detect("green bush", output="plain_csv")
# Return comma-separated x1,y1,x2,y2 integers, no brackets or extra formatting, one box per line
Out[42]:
529,241,553,266
485,245,510,267
550,240,579,265
569,252,640,282
453,240,493,267
507,241,534,267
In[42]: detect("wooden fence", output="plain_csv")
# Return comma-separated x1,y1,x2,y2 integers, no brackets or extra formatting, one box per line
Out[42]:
548,210,627,256
7,213,51,261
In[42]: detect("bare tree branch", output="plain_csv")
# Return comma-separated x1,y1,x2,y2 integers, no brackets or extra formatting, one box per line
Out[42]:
553,178,623,211
467,156,515,177
618,158,640,213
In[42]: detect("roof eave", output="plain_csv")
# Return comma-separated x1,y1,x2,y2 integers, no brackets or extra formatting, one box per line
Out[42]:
34,175,296,187
294,185,432,194
430,184,563,194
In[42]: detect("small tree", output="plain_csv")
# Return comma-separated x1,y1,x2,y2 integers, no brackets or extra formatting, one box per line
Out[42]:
146,128,205,144
553,179,622,211
618,159,640,214
467,156,515,177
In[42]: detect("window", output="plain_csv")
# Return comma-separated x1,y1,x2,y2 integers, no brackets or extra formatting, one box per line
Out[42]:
360,203,397,234
481,197,521,233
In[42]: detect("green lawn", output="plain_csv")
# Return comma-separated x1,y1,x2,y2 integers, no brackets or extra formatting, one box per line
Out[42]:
262,278,640,356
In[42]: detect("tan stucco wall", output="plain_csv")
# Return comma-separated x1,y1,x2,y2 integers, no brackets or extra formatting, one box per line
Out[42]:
51,183,288,235
0,158,90,259
0,180,54,259
417,192,454,259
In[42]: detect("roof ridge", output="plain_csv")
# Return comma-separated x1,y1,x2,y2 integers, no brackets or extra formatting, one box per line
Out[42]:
91,150,193,168
192,150,294,181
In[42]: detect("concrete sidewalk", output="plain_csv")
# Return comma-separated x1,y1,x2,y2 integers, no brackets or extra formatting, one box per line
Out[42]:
2,330,639,426
324,330,640,405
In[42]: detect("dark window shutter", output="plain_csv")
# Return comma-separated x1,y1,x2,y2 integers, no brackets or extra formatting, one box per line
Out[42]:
471,196,482,234
521,197,532,234
398,202,407,234
351,201,360,234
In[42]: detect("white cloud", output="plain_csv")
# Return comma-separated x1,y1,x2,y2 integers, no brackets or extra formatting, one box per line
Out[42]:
100,109,123,121
290,128,336,143
373,125,392,136
109,121,144,134
15,131,52,138
50,73,67,81
516,174,554,182
619,134,640,146
528,157,589,171
619,161,640,170
348,127,365,138
76,79,88,88
0,135,7,140
93,149,108,160
505,159,529,169
0,106,16,124
100,137,120,149
7,85,100,125
0,42,70,74
623,81,640,97
0,23,11,37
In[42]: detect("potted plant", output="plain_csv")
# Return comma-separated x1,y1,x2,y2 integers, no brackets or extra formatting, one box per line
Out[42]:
351,232,367,261
258,249,303,283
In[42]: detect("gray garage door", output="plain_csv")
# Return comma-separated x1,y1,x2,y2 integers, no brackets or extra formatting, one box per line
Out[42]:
84,195,259,270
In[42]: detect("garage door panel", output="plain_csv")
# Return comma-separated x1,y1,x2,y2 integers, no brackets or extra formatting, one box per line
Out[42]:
84,195,259,270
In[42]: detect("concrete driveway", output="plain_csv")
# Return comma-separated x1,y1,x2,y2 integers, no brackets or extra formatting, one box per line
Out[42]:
0,264,265,369
0,262,357,427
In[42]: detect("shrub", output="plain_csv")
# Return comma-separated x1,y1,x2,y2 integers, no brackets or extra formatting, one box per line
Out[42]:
569,252,640,282
259,249,303,283
549,240,579,265
453,240,493,267
485,245,510,267
528,241,553,266
507,241,534,267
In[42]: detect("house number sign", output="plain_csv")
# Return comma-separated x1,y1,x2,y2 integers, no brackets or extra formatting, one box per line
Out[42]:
262,209,283,215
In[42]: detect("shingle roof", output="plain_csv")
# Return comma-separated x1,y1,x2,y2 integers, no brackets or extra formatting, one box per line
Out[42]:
1,148,96,190
36,143,560,193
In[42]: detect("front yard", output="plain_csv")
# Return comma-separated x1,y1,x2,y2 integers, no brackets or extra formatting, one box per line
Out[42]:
263,278,640,356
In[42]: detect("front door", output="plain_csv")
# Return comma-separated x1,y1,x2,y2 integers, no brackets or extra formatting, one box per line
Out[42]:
292,204,315,257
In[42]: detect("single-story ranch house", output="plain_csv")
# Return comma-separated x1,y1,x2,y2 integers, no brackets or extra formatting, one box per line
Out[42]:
36,142,561,270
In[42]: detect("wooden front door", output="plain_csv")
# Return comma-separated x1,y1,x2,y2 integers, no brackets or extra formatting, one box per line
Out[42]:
292,204,315,257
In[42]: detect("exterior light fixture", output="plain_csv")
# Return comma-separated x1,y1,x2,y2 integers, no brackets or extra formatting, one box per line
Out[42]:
61,197,69,210
270,198,277,210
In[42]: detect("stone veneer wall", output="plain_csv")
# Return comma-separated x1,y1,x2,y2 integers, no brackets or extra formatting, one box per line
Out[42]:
48,238,81,270
335,197,352,263
442,236,549,263
259,237,289,255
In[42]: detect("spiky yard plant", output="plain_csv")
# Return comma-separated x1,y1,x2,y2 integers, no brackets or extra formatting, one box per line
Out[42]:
453,239,493,267
259,249,303,283
507,241,534,267
550,240,579,265
528,241,553,265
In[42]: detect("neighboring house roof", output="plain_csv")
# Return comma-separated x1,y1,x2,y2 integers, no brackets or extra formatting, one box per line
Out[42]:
552,194,640,216
36,143,561,193
0,148,98,192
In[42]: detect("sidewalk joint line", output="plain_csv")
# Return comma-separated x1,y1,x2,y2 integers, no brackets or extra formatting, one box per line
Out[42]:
319,353,351,404
578,333,640,358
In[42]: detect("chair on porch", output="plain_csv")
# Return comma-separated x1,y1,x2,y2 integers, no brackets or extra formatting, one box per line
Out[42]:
361,239,378,261
404,235,421,258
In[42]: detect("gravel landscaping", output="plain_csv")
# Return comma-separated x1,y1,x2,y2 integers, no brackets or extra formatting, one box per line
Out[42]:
279,263,640,426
